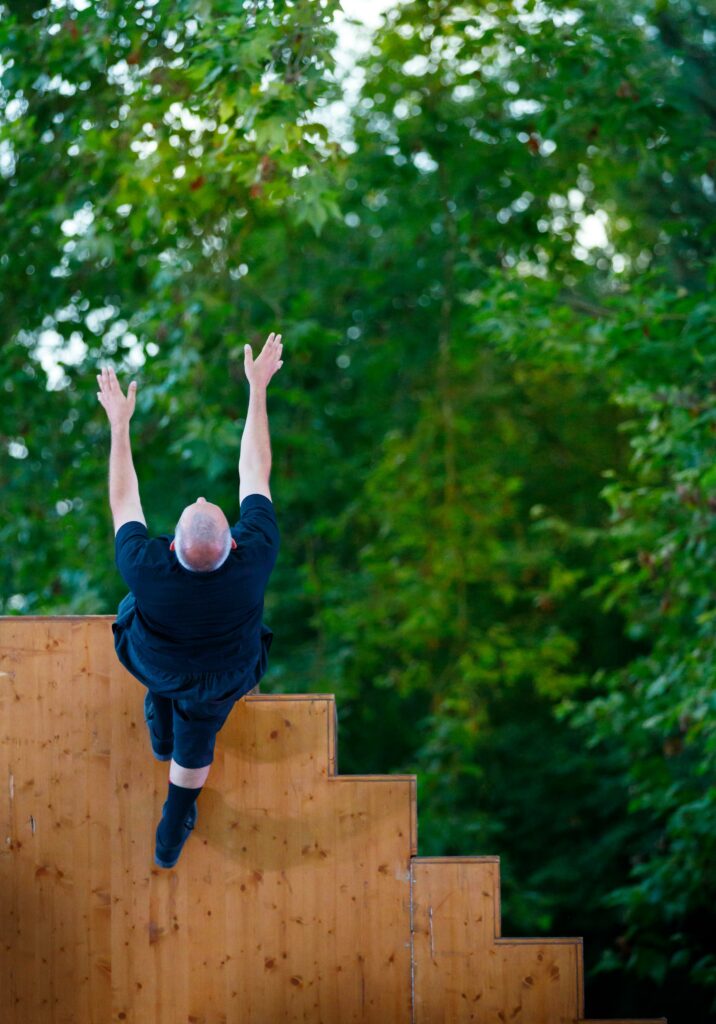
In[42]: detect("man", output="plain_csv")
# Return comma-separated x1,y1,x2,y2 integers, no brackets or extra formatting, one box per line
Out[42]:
97,331,284,869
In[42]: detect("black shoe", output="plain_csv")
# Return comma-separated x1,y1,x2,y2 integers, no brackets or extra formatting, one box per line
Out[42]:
154,799,198,869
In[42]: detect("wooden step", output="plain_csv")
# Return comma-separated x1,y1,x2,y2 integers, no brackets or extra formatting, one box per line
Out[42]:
0,616,668,1023
412,857,584,1022
1,616,418,1022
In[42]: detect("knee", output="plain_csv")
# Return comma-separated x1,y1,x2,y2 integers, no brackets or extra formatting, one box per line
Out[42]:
170,759,211,788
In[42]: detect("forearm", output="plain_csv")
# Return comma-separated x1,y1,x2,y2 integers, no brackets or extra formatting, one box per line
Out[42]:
109,423,140,506
239,383,272,474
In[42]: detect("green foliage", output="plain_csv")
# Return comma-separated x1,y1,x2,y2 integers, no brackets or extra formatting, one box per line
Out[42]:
2,1,715,1019
0,0,346,607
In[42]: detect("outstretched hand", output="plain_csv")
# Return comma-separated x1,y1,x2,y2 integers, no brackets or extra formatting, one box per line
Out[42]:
96,366,137,429
244,332,283,389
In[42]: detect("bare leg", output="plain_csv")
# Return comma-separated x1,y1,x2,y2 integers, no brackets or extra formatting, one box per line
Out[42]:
169,759,211,788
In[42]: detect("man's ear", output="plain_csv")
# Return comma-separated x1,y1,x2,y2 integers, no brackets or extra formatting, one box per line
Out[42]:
231,538,237,549
170,539,175,551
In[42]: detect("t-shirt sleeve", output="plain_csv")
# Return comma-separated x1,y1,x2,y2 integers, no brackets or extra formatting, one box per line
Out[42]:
114,520,150,590
236,493,280,552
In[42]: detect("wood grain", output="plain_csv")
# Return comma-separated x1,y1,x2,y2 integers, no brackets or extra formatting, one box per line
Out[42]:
0,617,667,1024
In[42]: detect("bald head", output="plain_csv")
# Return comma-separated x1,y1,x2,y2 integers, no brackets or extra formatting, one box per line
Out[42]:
173,496,235,573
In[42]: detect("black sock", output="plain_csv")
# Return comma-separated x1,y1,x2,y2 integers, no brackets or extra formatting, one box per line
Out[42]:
158,781,202,846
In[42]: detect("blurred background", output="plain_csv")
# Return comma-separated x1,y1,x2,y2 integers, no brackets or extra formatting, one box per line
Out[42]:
1,1,715,1019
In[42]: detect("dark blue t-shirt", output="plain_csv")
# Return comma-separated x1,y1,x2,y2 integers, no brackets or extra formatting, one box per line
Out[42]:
114,493,279,678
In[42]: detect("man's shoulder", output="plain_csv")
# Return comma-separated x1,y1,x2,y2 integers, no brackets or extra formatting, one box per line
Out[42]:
115,519,149,541
233,494,279,545
115,528,173,573
237,493,277,518
240,492,275,506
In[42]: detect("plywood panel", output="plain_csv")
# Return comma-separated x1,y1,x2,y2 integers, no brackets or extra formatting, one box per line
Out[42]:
412,857,583,1024
0,617,415,1024
1,618,115,1023
0,617,668,1024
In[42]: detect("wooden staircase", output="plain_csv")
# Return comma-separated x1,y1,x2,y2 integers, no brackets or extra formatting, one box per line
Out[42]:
0,617,667,1023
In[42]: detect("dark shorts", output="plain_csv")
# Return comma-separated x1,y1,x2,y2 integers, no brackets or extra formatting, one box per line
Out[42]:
146,689,236,770
113,592,273,769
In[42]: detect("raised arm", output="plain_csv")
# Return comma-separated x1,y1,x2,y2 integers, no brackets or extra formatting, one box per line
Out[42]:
96,366,147,534
239,332,283,503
